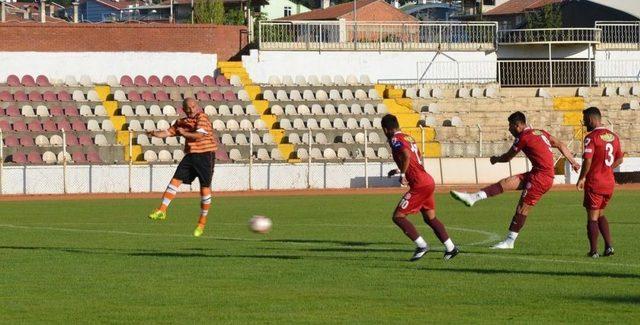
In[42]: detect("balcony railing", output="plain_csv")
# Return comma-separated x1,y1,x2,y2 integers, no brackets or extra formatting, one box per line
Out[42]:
595,21,640,49
258,21,498,52
498,28,601,44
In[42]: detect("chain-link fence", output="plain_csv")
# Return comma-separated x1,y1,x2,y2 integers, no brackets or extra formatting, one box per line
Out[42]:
3,123,635,194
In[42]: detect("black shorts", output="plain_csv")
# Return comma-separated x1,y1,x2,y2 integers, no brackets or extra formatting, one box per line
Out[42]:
173,152,215,187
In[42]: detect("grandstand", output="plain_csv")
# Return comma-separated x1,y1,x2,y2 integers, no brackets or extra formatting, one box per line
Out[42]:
1,19,640,193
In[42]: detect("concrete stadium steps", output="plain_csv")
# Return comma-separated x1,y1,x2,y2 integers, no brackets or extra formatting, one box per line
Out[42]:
407,86,640,157
218,61,252,85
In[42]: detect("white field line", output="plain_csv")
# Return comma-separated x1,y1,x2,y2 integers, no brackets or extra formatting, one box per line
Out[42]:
0,222,499,246
1,223,639,269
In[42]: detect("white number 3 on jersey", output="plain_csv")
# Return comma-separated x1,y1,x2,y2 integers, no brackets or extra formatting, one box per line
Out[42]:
605,143,614,167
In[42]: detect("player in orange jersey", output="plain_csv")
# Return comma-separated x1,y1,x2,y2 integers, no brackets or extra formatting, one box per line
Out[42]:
147,98,217,237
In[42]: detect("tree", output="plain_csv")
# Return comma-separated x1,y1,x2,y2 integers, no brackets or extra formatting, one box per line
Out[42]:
526,4,562,28
194,0,225,24
212,0,225,25
225,8,245,25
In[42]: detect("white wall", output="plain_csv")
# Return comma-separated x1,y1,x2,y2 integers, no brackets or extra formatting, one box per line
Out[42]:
0,157,590,195
0,52,218,84
243,49,497,83
595,50,640,81
499,44,593,59
565,157,640,184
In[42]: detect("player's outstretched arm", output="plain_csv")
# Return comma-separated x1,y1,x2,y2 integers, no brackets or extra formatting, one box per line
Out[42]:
147,130,171,138
179,128,205,140
549,135,580,172
490,147,517,164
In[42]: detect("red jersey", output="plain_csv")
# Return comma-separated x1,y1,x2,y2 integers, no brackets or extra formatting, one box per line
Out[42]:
389,132,434,189
583,127,623,194
512,128,555,177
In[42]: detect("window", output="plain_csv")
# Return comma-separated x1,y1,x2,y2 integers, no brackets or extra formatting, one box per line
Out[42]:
515,15,523,27
284,6,291,17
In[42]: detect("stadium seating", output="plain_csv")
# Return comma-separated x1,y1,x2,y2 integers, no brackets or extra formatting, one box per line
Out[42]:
4,72,640,164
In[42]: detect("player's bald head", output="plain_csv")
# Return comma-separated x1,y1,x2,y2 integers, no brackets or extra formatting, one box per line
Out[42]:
183,97,196,108
182,97,197,117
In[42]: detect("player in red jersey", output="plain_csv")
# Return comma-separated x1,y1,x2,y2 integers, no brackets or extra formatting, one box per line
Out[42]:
450,111,580,249
577,107,624,258
382,114,459,261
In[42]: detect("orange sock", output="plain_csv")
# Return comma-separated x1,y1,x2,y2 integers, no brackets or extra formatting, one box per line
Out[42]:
199,188,212,227
159,179,181,211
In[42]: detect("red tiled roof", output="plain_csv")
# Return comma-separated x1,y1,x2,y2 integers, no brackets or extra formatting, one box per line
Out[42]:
159,0,256,4
278,0,379,20
484,0,562,16
3,3,68,23
94,0,140,10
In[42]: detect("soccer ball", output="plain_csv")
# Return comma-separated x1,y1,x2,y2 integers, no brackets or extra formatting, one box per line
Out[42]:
249,215,272,234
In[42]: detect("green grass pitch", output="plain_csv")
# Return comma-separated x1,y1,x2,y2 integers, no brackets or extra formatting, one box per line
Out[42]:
1,190,639,323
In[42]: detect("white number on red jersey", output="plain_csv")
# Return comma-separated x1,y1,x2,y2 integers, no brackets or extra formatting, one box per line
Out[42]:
605,143,614,167
410,143,422,165
540,134,553,153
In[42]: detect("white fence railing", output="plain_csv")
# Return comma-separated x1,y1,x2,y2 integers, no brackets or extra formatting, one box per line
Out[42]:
379,59,640,87
258,21,498,51
498,59,595,87
498,28,601,44
595,21,640,49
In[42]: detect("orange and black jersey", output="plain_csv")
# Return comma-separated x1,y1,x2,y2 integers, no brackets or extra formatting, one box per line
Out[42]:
168,112,217,154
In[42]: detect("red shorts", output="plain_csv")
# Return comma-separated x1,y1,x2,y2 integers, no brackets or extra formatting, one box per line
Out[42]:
583,190,612,210
395,184,435,215
517,172,554,206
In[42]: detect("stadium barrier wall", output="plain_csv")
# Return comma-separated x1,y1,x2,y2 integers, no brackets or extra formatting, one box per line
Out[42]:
3,158,638,194
242,49,497,84
0,52,218,85
0,157,533,194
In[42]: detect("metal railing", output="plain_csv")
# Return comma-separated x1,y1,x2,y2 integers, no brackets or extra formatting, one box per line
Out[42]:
381,58,640,87
498,28,601,44
259,21,498,51
595,21,640,49
498,59,595,87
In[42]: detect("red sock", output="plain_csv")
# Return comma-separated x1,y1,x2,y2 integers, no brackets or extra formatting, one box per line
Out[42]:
392,216,420,241
508,213,527,232
424,217,450,243
598,216,612,249
481,183,503,197
587,220,599,254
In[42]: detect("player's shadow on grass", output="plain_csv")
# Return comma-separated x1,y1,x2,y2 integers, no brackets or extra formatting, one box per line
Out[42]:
263,239,403,247
0,245,302,261
0,245,149,255
412,266,640,280
576,294,640,304
304,247,410,253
